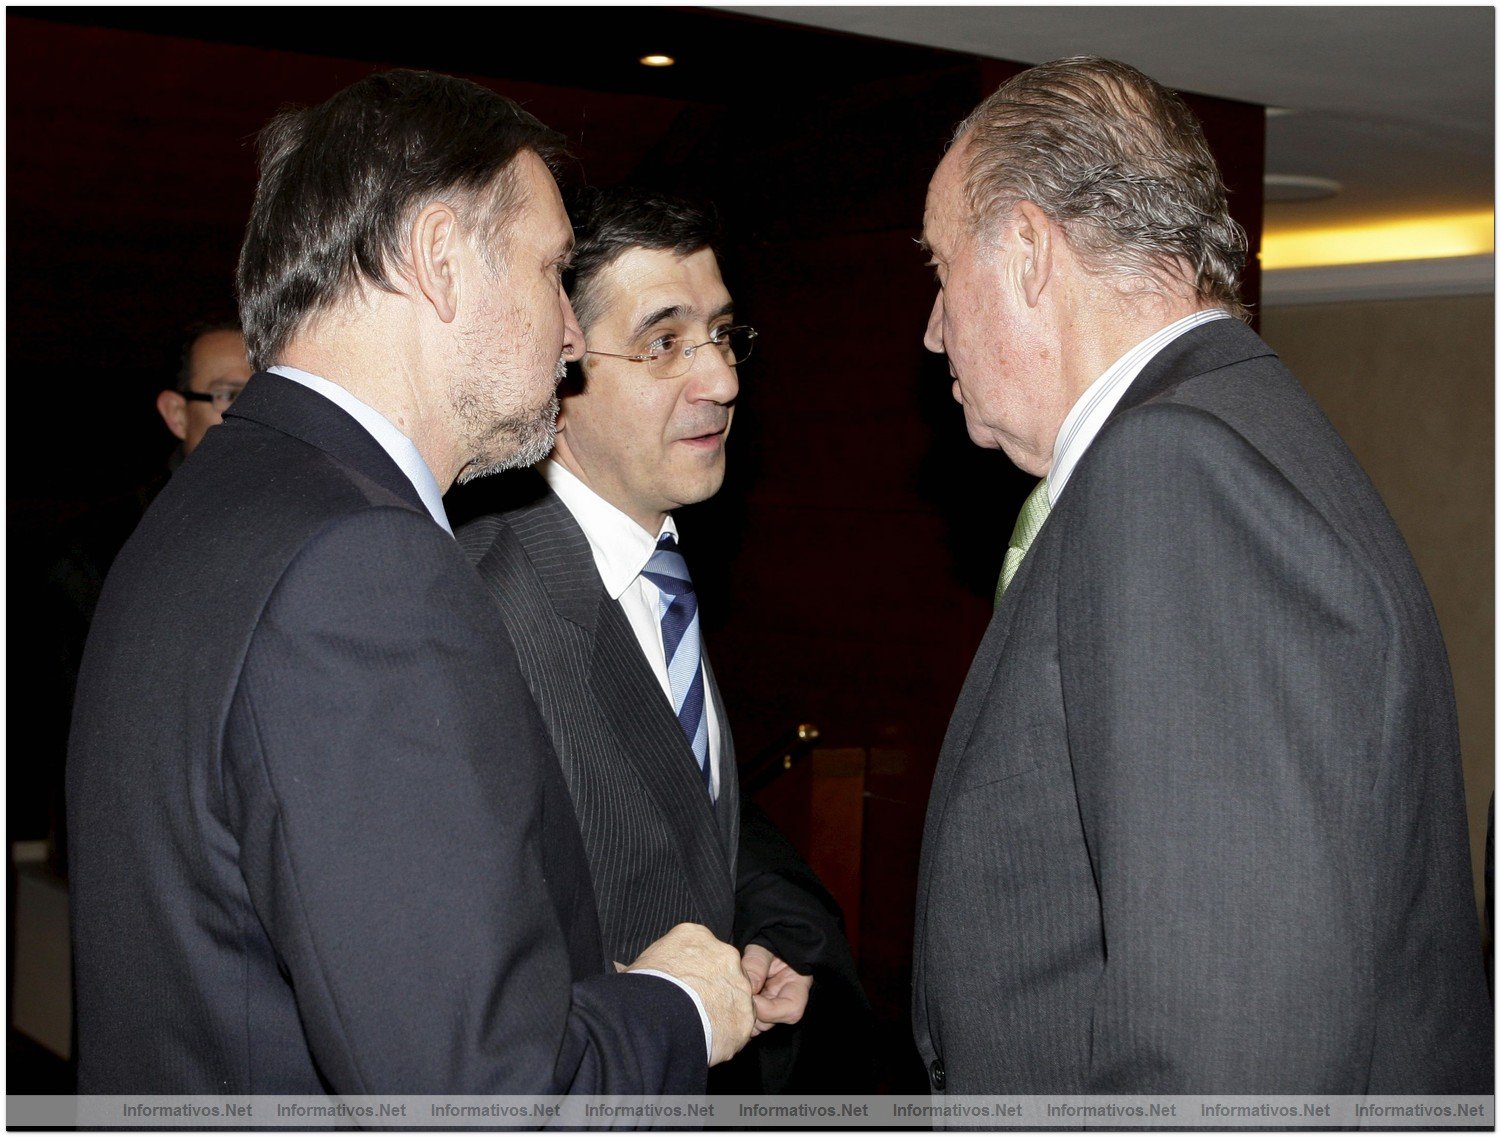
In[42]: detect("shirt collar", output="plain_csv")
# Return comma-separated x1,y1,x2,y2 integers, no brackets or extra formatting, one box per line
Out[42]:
267,365,452,535
1046,308,1232,505
541,459,676,600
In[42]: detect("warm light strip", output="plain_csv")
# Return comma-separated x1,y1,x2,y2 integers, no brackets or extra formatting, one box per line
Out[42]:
1262,211,1494,270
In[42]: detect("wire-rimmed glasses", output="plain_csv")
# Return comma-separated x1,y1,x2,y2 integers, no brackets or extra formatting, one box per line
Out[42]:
586,325,757,380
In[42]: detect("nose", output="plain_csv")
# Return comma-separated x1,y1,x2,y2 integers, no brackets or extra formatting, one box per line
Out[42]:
686,342,739,405
559,284,585,362
923,290,946,354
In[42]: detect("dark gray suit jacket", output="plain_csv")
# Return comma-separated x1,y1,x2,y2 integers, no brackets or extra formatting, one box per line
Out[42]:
913,318,1493,1094
458,487,849,975
67,374,703,1094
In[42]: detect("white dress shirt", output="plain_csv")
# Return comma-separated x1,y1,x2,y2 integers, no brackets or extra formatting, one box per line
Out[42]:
268,365,453,535
542,459,723,798
1047,308,1232,505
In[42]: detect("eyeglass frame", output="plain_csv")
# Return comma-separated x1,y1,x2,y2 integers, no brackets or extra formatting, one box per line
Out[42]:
584,325,757,376
177,387,244,410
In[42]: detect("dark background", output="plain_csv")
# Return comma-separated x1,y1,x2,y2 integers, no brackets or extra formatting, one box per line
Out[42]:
8,7,1264,1088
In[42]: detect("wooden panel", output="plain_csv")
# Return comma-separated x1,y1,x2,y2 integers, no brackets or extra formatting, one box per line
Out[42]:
805,749,867,960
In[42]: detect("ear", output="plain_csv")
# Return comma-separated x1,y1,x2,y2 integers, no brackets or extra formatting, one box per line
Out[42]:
410,200,463,324
1012,200,1054,308
553,380,578,434
155,389,188,441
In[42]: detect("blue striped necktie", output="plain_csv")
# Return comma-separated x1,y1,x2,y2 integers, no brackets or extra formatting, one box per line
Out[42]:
641,534,712,800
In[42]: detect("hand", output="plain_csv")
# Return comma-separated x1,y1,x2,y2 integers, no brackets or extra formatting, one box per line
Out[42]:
740,943,813,1036
628,923,754,1065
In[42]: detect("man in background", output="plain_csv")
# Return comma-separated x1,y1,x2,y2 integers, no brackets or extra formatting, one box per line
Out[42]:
69,70,752,1094
913,56,1491,1093
459,187,869,1091
30,318,252,874
154,320,252,458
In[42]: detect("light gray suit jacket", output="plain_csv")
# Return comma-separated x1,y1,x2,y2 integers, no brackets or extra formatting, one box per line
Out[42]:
913,318,1492,1094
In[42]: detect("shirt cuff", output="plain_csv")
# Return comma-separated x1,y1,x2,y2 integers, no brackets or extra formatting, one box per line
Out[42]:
631,968,712,1062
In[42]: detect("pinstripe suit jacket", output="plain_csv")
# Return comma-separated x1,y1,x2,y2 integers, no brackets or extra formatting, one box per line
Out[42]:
914,319,1492,1094
461,487,788,962
458,484,873,1092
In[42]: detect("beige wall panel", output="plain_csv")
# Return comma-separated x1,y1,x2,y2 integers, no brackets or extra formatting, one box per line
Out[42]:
1261,295,1494,911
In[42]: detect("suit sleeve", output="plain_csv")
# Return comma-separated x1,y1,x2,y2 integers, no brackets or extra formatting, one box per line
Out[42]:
733,801,876,1092
1058,404,1386,1093
222,507,705,1094
733,801,854,980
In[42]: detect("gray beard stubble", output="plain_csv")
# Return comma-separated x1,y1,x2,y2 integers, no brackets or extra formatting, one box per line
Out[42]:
453,356,567,485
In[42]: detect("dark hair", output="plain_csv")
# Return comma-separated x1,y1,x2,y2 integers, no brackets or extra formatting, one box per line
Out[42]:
175,318,243,392
564,186,722,333
236,69,566,370
955,56,1248,318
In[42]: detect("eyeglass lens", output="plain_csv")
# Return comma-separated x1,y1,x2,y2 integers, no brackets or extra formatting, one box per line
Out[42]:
651,327,755,379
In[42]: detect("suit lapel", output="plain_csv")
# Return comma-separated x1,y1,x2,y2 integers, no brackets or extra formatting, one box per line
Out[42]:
587,591,735,899
504,490,604,632
513,492,735,910
914,571,1031,958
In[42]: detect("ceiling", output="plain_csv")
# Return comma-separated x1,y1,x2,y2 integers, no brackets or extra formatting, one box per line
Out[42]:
721,6,1495,234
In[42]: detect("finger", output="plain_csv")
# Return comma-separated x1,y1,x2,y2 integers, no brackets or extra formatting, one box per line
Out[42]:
762,969,811,1002
752,992,790,1020
740,944,772,992
753,990,808,1026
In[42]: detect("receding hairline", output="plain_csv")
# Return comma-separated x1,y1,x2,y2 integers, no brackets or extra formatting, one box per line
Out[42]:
578,241,724,336
920,135,984,253
626,296,735,343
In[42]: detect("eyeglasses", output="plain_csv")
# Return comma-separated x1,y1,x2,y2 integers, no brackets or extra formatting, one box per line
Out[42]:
179,387,244,410
587,325,757,381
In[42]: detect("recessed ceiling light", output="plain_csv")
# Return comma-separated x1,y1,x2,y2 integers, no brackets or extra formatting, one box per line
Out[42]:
640,54,675,67
1264,174,1342,203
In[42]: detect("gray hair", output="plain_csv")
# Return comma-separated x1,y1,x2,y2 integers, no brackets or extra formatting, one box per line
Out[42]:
953,56,1248,318
236,70,566,371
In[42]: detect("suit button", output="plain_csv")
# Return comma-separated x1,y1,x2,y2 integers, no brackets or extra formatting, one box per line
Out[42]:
930,1058,945,1090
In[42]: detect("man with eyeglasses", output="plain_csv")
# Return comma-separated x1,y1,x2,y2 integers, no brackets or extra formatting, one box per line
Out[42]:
153,321,252,458
68,74,754,1096
458,186,867,1092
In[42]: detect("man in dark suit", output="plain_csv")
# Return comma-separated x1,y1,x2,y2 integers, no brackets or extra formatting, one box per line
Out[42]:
67,70,753,1095
913,57,1492,1094
458,188,868,1090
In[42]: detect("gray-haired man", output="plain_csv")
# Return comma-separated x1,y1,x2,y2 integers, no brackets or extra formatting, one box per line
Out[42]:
913,56,1490,1094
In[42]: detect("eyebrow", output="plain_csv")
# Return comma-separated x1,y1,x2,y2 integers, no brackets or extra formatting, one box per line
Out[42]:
915,233,934,256
629,300,736,342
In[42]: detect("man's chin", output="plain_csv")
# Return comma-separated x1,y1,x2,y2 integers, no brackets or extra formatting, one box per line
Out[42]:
456,398,559,485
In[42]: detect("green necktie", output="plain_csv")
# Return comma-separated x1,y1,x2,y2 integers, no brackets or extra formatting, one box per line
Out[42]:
996,478,1051,603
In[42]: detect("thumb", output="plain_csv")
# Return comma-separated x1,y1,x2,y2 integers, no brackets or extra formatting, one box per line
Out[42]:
740,943,773,992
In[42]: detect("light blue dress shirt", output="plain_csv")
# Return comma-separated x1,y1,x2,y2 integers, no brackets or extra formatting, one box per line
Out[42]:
268,365,453,535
